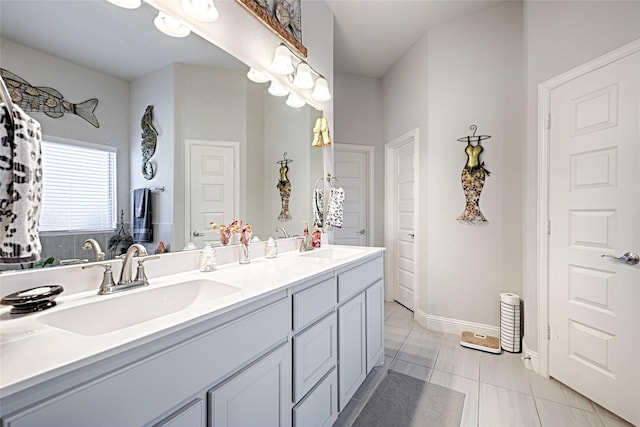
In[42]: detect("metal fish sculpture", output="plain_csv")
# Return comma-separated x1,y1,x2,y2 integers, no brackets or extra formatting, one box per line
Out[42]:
140,105,158,180
0,68,99,128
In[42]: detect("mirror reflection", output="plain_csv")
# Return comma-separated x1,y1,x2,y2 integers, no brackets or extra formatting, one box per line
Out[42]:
0,0,323,271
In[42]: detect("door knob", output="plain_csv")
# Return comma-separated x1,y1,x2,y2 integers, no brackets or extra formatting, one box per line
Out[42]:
601,251,639,266
192,231,202,237
357,229,365,235
408,233,415,238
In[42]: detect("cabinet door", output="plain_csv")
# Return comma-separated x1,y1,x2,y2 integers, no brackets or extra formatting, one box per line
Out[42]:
292,368,338,427
293,313,337,402
337,292,366,411
366,280,384,373
208,344,291,427
154,399,205,427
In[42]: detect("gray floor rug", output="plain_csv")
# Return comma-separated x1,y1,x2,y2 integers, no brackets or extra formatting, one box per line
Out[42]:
352,370,465,427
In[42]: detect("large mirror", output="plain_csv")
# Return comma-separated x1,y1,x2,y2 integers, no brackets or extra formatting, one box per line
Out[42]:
0,0,324,270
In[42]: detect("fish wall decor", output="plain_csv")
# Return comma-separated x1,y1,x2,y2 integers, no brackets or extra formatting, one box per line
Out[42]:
0,68,99,128
140,105,158,180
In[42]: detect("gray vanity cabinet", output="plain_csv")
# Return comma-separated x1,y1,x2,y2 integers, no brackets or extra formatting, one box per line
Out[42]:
0,251,385,427
366,279,385,372
1,297,289,427
337,292,367,410
336,256,385,411
291,275,339,427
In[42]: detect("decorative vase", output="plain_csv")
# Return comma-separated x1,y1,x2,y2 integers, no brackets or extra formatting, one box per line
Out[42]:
239,232,251,264
220,231,230,246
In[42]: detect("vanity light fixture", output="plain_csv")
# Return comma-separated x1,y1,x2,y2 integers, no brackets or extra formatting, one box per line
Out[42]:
154,11,191,38
106,0,141,9
311,77,331,102
271,45,295,75
268,44,332,104
247,68,271,83
268,81,289,97
181,0,219,22
286,92,306,108
292,63,314,90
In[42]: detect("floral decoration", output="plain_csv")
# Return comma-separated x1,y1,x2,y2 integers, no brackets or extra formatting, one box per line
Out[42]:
210,220,252,246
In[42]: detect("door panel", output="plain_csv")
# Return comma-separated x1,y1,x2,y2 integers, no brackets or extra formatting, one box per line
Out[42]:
393,140,415,310
548,50,639,425
333,148,369,246
187,141,237,247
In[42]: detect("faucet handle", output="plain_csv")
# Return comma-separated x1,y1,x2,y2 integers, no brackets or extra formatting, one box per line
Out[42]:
134,255,161,284
82,263,117,295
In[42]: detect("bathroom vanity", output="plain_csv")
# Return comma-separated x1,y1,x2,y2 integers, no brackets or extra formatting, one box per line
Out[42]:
0,245,384,427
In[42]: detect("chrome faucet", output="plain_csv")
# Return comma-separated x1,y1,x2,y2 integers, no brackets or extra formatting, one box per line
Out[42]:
275,227,290,238
83,244,160,295
82,238,105,262
119,243,148,285
298,236,313,252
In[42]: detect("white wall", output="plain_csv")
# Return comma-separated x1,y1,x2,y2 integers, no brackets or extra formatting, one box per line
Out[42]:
522,0,640,353
334,73,384,246
174,63,247,250
381,2,524,331
345,0,640,348
1,38,130,220
425,2,524,331
263,96,314,236
130,64,175,251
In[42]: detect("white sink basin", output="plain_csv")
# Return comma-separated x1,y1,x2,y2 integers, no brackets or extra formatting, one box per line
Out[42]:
38,279,241,336
300,247,365,260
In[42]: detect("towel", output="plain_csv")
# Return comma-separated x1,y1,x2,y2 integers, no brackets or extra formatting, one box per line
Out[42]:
325,187,345,228
0,104,43,264
133,188,152,242
313,188,324,227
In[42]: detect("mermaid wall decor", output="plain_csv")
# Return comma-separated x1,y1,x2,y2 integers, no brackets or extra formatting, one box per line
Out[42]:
457,125,491,223
276,152,293,221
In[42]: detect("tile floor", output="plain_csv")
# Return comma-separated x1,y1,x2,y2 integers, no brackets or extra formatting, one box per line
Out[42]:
333,302,634,427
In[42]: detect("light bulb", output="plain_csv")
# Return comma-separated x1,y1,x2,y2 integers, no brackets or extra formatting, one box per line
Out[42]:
286,92,305,108
182,0,219,22
311,77,331,102
247,68,271,83
270,46,294,75
293,63,314,90
154,12,191,37
268,81,289,97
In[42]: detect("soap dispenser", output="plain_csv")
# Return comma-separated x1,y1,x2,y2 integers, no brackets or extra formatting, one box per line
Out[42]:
199,243,217,272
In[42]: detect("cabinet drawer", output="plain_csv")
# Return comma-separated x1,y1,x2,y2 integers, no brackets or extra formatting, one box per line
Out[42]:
337,257,383,302
292,313,337,402
292,277,336,331
292,368,338,427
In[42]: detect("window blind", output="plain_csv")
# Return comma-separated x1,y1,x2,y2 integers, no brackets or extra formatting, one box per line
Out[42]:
40,140,116,232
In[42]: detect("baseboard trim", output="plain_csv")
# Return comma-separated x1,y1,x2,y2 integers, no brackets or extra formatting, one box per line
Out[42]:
414,310,500,337
522,340,540,374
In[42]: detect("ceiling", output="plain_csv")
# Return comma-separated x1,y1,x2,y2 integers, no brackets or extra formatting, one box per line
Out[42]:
325,0,507,78
0,0,243,82
0,0,506,82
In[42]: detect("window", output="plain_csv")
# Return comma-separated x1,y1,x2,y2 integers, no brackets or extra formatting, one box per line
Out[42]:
40,139,117,232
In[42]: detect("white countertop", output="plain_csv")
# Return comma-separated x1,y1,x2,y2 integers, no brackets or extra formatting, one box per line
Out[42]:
0,245,384,398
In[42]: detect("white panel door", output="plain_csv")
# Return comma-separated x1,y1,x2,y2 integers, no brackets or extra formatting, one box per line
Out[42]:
333,146,370,246
392,139,416,310
549,50,639,425
187,141,237,247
